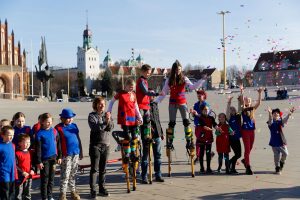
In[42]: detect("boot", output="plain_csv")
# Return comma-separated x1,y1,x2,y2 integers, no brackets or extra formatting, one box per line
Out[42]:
275,166,281,175
59,193,67,200
99,186,109,197
280,161,285,171
245,166,253,175
71,191,81,200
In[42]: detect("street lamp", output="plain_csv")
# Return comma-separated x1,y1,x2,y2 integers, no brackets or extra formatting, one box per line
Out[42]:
217,10,230,89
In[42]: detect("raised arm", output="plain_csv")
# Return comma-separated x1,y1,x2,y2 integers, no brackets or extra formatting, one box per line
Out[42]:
282,107,295,124
135,102,143,124
253,87,263,110
226,95,233,118
185,76,206,90
238,85,245,110
267,106,273,126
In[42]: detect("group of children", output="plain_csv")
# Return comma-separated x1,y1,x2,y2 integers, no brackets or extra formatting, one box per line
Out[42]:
0,60,296,199
0,109,83,200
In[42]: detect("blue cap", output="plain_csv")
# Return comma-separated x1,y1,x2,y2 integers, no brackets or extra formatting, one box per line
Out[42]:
59,108,76,118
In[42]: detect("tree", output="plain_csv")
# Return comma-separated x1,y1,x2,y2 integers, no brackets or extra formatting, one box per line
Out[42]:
77,72,85,96
101,69,113,97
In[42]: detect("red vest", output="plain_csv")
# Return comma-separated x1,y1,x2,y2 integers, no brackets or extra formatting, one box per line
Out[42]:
169,82,186,104
136,77,150,110
115,91,137,126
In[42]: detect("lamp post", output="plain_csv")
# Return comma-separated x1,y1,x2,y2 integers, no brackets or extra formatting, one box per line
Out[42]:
217,10,230,89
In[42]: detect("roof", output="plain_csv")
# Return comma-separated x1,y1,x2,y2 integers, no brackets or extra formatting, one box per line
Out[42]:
186,68,217,79
253,49,300,72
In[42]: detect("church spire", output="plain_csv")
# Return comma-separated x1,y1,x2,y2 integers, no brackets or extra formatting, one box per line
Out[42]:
83,10,92,49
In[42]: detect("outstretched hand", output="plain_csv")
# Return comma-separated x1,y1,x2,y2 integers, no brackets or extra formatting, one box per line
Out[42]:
267,106,272,113
290,107,295,113
257,87,263,93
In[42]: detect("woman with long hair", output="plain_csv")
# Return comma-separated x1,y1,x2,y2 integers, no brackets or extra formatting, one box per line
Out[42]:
156,60,206,151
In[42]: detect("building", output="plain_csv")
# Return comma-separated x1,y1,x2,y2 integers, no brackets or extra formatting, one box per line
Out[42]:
253,50,300,86
0,19,28,99
186,68,221,90
77,23,100,93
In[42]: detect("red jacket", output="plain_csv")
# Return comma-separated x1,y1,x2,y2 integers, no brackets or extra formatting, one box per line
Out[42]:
216,123,231,153
136,77,150,110
115,91,137,126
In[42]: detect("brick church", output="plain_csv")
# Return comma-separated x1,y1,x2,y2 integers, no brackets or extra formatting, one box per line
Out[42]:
0,19,28,99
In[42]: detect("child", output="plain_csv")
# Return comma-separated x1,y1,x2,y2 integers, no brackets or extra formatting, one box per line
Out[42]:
140,88,164,183
88,97,114,198
0,126,16,200
215,113,233,174
239,86,263,175
191,90,209,164
267,106,295,174
35,113,62,200
107,78,143,162
12,112,32,145
15,134,35,200
55,109,83,200
0,119,10,129
191,104,219,174
226,96,242,174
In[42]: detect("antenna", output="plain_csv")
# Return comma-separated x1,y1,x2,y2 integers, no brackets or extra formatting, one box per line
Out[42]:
86,10,89,29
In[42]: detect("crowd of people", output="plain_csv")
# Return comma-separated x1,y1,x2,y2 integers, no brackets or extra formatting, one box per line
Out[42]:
0,61,296,200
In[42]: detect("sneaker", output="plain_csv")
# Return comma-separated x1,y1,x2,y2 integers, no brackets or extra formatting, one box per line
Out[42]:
206,168,214,174
48,197,55,200
59,193,67,200
245,166,253,175
90,190,97,199
99,187,109,197
71,191,81,200
275,166,281,175
200,168,205,174
230,169,239,175
140,179,149,184
155,177,165,182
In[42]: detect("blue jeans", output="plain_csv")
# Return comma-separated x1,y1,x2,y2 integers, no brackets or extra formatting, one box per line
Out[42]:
141,137,162,179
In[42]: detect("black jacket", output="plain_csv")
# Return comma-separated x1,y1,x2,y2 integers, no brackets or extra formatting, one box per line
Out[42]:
150,101,163,138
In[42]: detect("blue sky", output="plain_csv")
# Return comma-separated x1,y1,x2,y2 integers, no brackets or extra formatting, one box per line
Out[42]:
1,0,300,70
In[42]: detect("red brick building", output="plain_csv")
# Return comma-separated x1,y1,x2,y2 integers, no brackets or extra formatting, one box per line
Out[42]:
0,19,28,99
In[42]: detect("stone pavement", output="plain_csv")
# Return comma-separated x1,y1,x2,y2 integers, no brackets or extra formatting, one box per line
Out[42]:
1,88,299,199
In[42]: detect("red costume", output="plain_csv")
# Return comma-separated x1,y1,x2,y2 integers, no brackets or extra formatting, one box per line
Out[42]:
115,91,137,126
169,83,186,105
216,123,231,153
136,77,150,110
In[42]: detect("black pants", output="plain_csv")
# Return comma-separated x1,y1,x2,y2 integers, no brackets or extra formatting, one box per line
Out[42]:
218,153,230,170
40,159,56,200
16,178,32,200
0,182,15,200
199,143,212,170
229,138,242,170
89,144,109,193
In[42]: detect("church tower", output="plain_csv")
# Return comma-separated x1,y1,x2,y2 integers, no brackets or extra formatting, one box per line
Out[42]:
77,15,100,94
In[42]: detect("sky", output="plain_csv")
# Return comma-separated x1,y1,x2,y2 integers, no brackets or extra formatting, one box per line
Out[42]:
1,0,300,70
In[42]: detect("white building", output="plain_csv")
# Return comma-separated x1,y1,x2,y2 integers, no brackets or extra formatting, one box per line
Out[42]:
77,24,100,93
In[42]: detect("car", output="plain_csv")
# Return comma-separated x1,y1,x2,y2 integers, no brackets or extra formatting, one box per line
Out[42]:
68,98,79,102
80,97,93,102
57,99,63,102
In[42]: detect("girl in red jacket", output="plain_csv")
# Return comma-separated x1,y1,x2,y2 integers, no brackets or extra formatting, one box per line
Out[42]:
215,113,233,174
107,78,143,163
